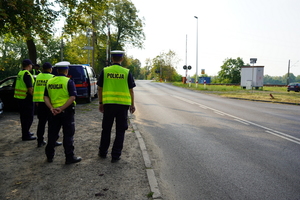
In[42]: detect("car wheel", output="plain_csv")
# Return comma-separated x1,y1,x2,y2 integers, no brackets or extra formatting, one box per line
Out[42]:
287,90,290,92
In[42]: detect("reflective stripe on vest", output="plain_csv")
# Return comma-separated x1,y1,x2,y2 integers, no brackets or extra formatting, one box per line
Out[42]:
47,76,70,108
14,70,34,99
102,65,131,105
33,73,54,102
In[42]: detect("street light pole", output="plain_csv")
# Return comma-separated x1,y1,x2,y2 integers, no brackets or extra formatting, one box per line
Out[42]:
194,16,198,88
185,34,188,80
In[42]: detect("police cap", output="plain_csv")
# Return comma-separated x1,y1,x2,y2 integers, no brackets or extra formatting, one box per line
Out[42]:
111,50,125,57
42,62,53,69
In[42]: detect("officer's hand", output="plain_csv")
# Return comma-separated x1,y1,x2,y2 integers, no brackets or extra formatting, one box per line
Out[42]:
54,107,63,115
51,107,62,116
50,108,58,116
99,104,104,113
130,105,135,114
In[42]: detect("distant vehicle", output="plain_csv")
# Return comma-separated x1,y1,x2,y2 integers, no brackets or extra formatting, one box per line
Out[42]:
0,75,37,111
0,98,3,114
287,82,300,92
0,76,17,110
53,62,98,103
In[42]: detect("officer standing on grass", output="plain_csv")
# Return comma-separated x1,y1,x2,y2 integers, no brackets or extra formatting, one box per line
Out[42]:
14,59,36,141
97,50,136,163
33,62,62,147
44,65,81,164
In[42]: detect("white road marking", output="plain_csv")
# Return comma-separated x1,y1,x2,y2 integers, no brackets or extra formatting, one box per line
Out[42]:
234,119,250,125
173,95,300,145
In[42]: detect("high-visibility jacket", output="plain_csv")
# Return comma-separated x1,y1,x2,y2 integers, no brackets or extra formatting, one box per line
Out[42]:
32,69,41,75
102,65,131,105
46,76,72,108
33,73,54,102
14,70,34,99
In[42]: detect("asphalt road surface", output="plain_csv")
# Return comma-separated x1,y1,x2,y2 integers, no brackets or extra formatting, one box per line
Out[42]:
133,80,300,200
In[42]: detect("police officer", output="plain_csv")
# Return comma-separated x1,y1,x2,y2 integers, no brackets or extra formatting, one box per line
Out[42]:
33,62,62,147
31,64,41,75
97,50,136,163
44,65,81,164
14,59,36,141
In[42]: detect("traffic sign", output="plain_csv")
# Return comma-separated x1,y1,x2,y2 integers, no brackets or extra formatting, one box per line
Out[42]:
83,46,93,50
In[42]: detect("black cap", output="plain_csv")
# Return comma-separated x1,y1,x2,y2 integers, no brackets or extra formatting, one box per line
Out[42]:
22,59,33,66
42,62,53,69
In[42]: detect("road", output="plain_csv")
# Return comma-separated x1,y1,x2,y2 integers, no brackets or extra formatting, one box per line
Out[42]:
133,80,300,200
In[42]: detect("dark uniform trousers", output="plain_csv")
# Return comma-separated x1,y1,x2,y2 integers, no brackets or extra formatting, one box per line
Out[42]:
99,104,129,159
18,98,34,139
45,106,75,160
36,102,53,143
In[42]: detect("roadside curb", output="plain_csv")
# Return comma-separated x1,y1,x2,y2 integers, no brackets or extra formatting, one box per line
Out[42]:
129,115,162,199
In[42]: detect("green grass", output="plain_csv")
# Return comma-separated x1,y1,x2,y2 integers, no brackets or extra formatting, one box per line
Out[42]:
171,82,300,104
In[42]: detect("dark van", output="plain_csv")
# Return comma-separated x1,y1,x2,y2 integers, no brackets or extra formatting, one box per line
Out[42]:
53,61,98,102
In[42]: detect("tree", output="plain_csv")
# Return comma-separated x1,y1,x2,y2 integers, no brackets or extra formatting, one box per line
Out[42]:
0,0,59,63
151,50,181,82
217,57,245,84
0,34,66,79
62,0,145,72
0,35,28,79
63,34,91,64
107,0,145,50
126,56,141,79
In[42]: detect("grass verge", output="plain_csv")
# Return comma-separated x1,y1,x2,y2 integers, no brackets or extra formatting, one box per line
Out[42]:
171,82,300,105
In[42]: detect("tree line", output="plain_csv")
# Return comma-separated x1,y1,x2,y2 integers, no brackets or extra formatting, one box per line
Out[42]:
0,0,145,79
208,57,300,85
0,1,297,84
0,0,183,82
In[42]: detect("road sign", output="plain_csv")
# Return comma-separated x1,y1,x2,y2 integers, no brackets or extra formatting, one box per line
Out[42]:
83,46,93,50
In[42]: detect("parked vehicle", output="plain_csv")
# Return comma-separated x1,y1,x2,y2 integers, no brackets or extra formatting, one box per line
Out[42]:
287,82,300,92
53,62,98,103
0,98,3,114
0,76,18,110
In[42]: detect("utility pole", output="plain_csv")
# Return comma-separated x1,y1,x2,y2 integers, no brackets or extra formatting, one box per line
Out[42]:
92,17,95,68
194,16,198,87
60,32,64,61
185,34,188,80
287,59,290,85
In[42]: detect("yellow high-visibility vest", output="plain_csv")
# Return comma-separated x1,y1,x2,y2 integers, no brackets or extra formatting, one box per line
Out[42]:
46,76,70,108
102,65,131,105
33,73,54,102
14,70,34,99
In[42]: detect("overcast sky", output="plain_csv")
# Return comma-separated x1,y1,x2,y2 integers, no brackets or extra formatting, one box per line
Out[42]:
126,0,300,77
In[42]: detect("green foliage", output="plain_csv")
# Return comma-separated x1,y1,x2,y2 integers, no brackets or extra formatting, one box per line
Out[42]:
216,57,245,84
64,34,90,64
0,34,64,80
0,0,59,63
0,0,145,76
0,35,28,80
126,56,141,79
36,38,63,65
108,0,145,49
264,73,300,85
150,50,181,81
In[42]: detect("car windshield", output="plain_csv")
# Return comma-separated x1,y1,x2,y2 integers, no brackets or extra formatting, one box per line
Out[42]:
0,78,15,88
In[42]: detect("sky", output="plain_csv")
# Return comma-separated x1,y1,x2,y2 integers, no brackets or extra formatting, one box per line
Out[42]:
126,0,300,77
